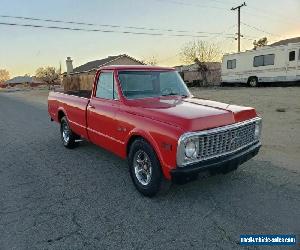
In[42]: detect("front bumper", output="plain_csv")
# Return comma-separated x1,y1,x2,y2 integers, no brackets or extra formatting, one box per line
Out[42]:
171,142,261,183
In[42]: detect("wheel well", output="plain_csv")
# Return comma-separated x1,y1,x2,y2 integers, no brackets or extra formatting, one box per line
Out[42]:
58,110,65,122
126,135,144,156
247,76,258,83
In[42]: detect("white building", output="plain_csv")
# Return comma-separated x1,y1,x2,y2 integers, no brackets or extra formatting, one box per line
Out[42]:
221,40,300,87
175,62,221,86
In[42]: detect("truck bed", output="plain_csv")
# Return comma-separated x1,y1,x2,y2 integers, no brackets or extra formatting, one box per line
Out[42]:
56,90,92,99
48,90,90,139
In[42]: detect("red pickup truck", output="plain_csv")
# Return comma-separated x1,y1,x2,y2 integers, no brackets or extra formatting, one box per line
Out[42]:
48,65,262,196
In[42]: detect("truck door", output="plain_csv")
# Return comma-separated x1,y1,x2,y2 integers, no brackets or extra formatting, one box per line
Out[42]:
87,70,122,153
286,48,298,81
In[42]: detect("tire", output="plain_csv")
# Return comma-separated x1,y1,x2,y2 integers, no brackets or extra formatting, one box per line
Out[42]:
60,116,78,149
248,77,258,87
128,139,169,197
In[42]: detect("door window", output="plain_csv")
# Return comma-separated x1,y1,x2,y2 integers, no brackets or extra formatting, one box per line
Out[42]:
95,72,118,100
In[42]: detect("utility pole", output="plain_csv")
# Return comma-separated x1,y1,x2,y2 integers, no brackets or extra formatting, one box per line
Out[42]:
231,2,246,52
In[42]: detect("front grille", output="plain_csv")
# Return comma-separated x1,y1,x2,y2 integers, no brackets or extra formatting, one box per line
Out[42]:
197,122,256,160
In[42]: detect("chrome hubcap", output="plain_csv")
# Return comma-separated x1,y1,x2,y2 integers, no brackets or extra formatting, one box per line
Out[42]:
250,79,257,87
62,122,70,143
133,150,152,186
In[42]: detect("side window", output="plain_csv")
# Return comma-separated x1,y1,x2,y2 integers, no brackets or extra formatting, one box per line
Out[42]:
227,59,236,69
254,54,274,67
253,55,264,67
264,54,275,66
96,72,118,100
289,51,295,61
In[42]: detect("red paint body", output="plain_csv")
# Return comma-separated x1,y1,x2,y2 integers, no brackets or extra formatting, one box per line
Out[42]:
48,65,258,179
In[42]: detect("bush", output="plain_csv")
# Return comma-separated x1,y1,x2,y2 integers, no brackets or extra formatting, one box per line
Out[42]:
0,83,8,88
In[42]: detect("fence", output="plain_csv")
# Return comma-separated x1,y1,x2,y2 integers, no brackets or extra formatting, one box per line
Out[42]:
62,71,96,91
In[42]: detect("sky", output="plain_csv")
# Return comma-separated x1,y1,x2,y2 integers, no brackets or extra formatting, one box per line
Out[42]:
0,0,299,77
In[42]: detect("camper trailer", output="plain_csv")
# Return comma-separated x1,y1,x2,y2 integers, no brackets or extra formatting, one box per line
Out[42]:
221,42,300,87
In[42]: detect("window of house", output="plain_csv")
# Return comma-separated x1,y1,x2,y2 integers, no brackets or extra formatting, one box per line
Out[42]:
227,59,236,69
253,54,274,67
289,51,295,61
96,72,118,100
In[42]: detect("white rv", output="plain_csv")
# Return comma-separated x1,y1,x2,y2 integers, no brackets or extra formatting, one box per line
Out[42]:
221,42,300,87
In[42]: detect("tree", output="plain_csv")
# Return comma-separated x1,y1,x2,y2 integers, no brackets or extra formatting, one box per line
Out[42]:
0,69,10,83
36,66,60,89
253,37,268,49
142,56,158,66
180,40,221,86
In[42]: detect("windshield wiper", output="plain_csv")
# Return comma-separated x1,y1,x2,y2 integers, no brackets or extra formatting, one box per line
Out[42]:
161,93,188,98
161,92,179,96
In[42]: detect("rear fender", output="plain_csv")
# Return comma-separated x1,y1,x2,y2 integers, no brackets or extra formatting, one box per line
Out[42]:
57,107,68,123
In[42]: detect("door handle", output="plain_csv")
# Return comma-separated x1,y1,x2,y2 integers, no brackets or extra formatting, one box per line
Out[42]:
88,104,95,109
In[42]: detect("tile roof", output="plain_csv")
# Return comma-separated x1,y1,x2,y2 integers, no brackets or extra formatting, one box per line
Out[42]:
271,37,300,46
5,76,39,84
72,55,120,73
71,54,144,74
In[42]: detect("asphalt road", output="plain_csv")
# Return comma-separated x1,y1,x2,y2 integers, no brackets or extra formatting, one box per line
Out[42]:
0,93,299,250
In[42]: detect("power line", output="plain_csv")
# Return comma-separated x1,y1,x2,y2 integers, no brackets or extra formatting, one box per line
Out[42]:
0,21,238,39
241,22,282,38
245,6,299,25
156,0,299,26
210,24,237,41
0,14,237,37
155,0,299,33
0,14,257,40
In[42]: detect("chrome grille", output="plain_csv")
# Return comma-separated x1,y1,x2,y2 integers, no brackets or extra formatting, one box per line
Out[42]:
197,122,256,160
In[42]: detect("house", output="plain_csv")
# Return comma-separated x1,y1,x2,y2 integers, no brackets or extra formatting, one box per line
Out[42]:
271,37,300,46
5,76,43,87
62,54,144,90
175,62,221,86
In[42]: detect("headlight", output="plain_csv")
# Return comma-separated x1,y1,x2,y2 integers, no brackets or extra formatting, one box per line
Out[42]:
185,140,197,158
177,136,199,167
254,119,262,140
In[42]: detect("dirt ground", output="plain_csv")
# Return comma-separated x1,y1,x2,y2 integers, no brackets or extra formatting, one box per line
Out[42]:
191,86,300,173
2,86,300,173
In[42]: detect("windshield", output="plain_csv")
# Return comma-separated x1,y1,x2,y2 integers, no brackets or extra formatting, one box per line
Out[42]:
118,70,190,99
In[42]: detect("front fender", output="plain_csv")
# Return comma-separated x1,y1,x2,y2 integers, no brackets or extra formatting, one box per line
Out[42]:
125,128,179,180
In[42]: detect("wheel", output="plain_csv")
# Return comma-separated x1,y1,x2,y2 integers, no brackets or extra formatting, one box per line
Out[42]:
60,116,78,149
248,77,258,87
128,139,169,197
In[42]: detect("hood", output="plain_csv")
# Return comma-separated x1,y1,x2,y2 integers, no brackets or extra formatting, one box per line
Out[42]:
125,96,257,132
